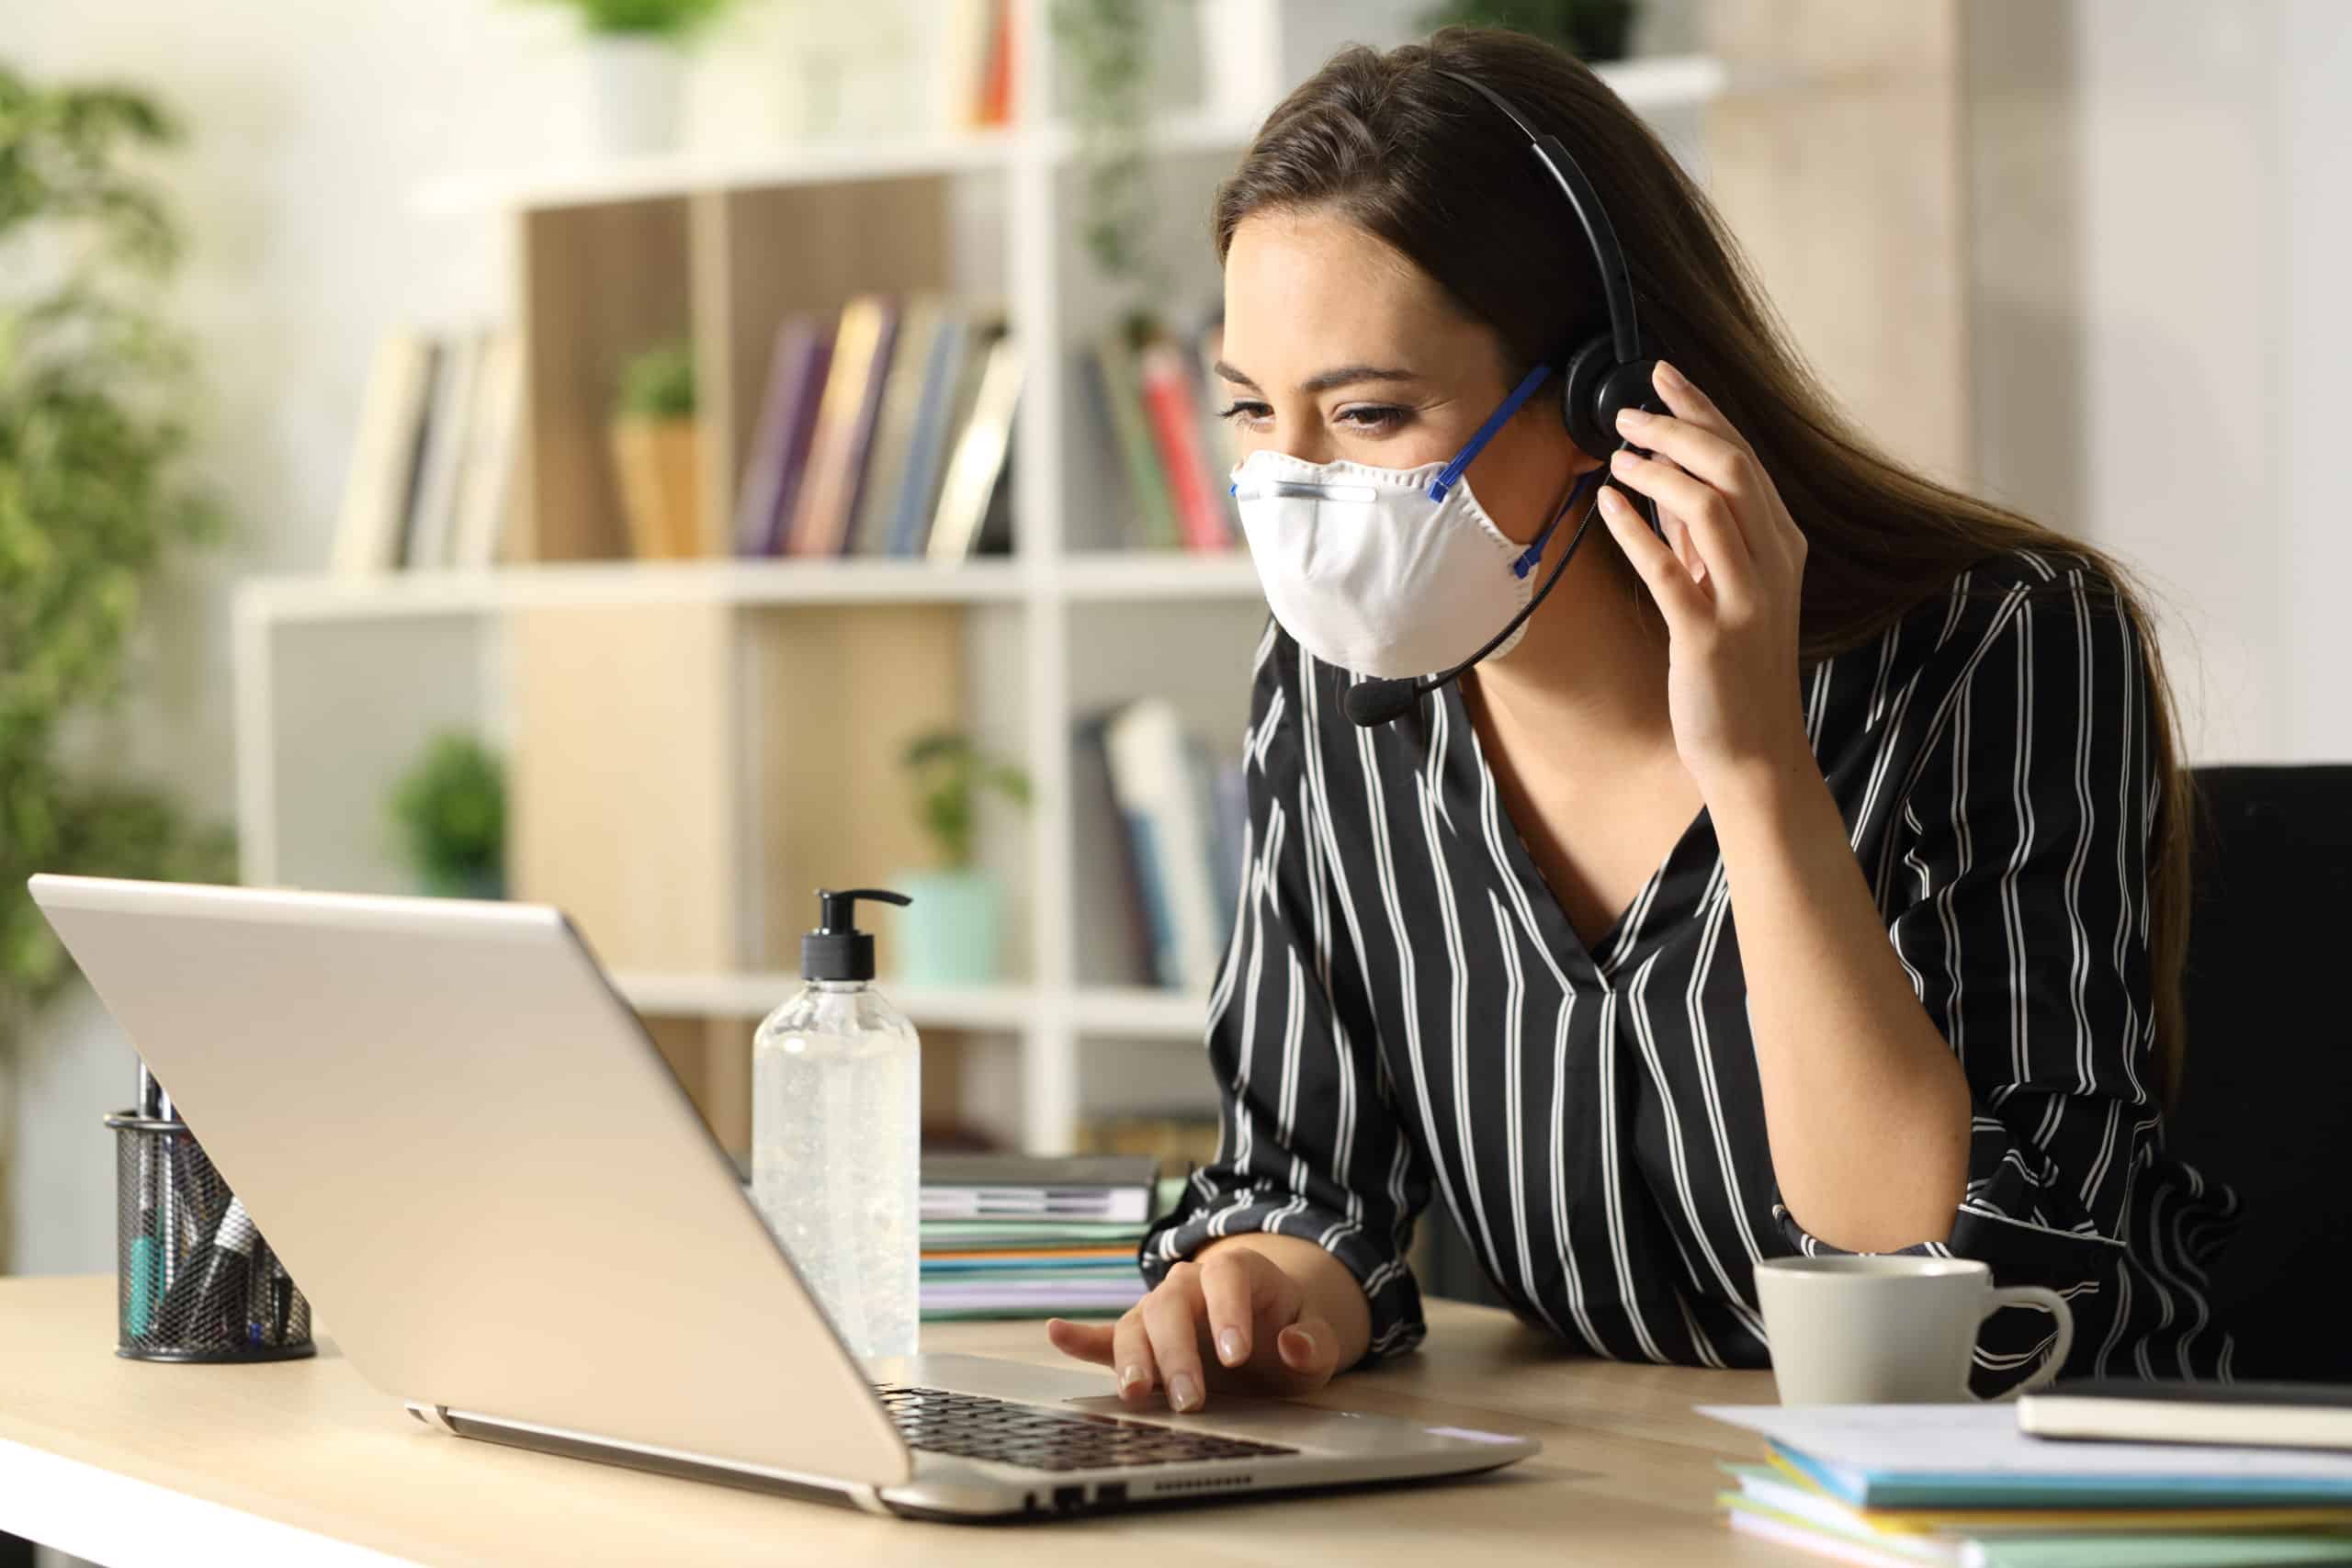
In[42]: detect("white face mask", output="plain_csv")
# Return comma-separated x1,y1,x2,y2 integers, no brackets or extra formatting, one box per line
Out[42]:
1228,362,1589,680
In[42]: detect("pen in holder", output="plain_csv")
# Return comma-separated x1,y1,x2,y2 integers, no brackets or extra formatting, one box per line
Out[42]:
106,1070,313,1362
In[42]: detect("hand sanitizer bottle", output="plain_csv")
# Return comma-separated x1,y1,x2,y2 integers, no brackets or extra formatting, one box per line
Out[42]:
752,887,921,1359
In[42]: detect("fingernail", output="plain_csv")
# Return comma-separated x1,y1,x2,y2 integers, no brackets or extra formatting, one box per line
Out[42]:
1611,447,1637,471
1614,406,1648,432
1119,1364,1147,1393
1216,1327,1243,1365
1656,359,1685,388
1169,1372,1202,1412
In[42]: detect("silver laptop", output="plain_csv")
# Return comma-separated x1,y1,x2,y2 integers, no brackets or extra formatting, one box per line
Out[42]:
29,874,1536,1520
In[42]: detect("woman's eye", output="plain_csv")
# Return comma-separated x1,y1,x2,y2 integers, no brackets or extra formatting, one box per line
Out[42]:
1337,405,1412,433
1216,400,1270,426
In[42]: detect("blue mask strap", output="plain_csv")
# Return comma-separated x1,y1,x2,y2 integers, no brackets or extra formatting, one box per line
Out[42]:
1511,467,1604,580
1426,361,1555,502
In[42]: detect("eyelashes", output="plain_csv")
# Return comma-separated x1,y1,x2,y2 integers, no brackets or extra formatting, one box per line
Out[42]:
1216,401,1415,434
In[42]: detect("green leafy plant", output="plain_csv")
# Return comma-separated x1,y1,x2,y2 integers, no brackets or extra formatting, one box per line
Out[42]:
616,339,695,420
1049,0,1164,304
522,0,735,39
903,729,1029,870
0,63,232,1045
390,733,506,897
1420,0,1642,62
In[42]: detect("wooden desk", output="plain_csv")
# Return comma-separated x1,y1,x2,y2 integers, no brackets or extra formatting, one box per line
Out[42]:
0,1276,1794,1566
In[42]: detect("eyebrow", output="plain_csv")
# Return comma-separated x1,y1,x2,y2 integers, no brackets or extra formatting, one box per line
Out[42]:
1212,360,1423,396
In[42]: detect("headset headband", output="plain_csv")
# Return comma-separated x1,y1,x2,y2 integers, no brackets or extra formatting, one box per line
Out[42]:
1433,69,1643,366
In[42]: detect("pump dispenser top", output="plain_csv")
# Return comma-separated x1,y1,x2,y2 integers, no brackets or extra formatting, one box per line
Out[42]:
801,886,909,982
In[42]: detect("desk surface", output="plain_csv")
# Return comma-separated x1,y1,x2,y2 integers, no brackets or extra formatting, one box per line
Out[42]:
0,1275,1792,1566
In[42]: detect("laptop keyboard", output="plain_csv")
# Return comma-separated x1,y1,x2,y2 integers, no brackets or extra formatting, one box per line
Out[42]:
874,1384,1299,1472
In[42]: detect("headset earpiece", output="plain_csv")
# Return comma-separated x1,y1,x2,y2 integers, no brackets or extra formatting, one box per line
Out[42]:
1595,356,1666,443
1557,334,1619,460
1560,335,1665,461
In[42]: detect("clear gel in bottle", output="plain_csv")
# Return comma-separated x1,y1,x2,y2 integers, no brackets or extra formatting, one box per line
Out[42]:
752,887,921,1359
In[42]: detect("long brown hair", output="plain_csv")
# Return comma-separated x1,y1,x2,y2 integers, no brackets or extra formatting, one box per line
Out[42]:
1213,26,2193,1097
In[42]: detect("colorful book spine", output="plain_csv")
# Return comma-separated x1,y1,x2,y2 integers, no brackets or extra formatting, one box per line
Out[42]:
1091,323,1180,550
889,310,974,558
1138,336,1231,552
786,295,893,557
733,315,820,557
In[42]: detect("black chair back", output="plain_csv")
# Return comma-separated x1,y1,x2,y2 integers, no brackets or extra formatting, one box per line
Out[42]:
2168,764,2352,1381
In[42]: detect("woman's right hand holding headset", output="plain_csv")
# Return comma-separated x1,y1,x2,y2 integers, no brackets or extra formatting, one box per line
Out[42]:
1046,1235,1369,1413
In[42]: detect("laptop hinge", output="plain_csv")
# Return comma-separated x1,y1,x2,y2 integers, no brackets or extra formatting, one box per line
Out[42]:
435,1406,893,1515
404,1401,458,1436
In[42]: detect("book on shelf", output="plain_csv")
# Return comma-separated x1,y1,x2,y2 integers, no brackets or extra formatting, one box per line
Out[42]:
927,321,1023,563
729,300,1012,563
786,293,898,557
333,326,521,576
1087,320,1181,551
331,329,437,576
1138,332,1232,553
733,313,831,558
941,0,1019,131
403,330,480,570
889,308,988,557
1081,311,1244,554
1097,698,1243,994
449,330,523,571
846,293,947,556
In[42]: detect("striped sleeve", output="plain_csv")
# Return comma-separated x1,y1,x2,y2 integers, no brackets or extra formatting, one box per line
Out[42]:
1139,626,1434,1365
1775,559,2169,1388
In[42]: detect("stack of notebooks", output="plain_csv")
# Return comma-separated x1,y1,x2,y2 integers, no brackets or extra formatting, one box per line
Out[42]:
918,1155,1171,1323
1702,1402,2352,1567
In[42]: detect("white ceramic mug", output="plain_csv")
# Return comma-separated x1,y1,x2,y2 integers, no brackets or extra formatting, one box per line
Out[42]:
1751,1256,2074,1404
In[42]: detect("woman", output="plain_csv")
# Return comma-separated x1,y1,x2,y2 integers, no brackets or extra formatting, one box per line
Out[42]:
1047,28,2235,1410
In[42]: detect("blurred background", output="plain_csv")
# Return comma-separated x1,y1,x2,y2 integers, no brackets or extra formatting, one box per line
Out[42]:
1,0,2344,1324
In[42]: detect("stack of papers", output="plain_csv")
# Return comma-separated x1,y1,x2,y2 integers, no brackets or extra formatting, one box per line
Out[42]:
917,1163,1179,1322
1701,1404,2352,1567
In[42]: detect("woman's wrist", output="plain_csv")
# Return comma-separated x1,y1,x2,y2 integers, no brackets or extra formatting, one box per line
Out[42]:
1693,722,1827,847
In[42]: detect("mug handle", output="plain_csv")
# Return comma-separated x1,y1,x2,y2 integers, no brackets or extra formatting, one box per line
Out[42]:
1977,1284,2075,1400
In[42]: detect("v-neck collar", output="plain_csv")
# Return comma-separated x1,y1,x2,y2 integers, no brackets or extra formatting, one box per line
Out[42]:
1430,675,1719,985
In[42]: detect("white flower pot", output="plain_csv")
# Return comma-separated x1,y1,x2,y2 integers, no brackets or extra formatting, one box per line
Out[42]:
586,35,687,157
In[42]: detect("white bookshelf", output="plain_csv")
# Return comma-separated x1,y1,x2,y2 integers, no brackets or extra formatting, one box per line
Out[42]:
232,20,1725,1156
410,57,1726,217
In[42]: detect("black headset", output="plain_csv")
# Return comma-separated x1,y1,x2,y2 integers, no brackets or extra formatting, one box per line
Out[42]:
1434,69,1668,477
1342,71,1666,729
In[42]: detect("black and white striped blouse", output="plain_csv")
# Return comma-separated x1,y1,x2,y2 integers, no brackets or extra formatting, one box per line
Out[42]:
1141,548,2238,1391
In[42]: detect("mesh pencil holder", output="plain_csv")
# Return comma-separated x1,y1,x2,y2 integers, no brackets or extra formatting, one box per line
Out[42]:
105,1111,314,1363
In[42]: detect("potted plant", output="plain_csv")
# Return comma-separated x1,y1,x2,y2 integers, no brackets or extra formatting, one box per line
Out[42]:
1419,0,1644,62
895,730,1029,987
0,69,233,1084
609,338,702,558
390,734,507,900
523,0,737,154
